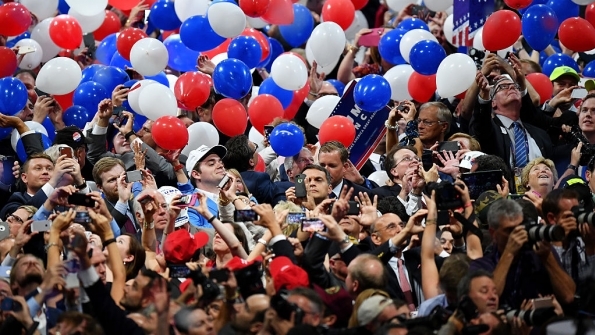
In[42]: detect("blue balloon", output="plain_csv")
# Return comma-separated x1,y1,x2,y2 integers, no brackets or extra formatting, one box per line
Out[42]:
5,32,30,48
522,5,558,52
163,34,201,72
378,29,407,65
81,64,106,83
63,106,91,129
180,15,226,52
16,133,51,162
93,66,130,94
353,74,391,113
326,80,345,97
546,0,578,23
0,127,12,141
110,51,133,69
146,72,169,87
58,0,70,14
133,112,148,133
258,78,293,109
279,4,314,47
150,0,182,31
228,36,262,69
584,60,595,78
264,38,285,73
397,18,429,32
269,123,304,157
73,82,109,115
542,53,579,76
409,40,446,76
96,33,118,65
0,77,28,115
42,117,55,142
122,80,138,112
212,59,253,99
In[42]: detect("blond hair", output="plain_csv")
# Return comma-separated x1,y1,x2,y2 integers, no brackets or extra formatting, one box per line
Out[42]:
521,157,558,188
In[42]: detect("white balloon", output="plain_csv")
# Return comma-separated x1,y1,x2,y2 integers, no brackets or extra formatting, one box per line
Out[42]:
384,64,414,100
128,80,158,115
246,16,268,29
207,3,246,38
436,53,476,98
309,22,346,68
211,52,228,66
68,8,105,33
443,14,457,47
31,18,61,63
248,126,266,153
130,38,169,76
305,41,339,74
183,122,220,156
65,0,107,16
345,10,368,42
270,54,308,91
386,0,415,12
15,39,43,70
445,6,453,16
175,0,210,22
424,0,453,12
21,0,58,21
138,84,178,120
11,121,48,151
586,47,595,55
343,78,361,95
306,95,341,129
368,171,390,186
36,57,82,95
399,29,437,63
571,0,595,4
166,74,178,92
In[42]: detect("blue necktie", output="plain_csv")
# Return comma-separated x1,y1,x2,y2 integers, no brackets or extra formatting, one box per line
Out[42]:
513,122,528,168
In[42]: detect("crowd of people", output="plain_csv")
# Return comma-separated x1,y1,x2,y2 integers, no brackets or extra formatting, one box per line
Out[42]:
1,0,595,335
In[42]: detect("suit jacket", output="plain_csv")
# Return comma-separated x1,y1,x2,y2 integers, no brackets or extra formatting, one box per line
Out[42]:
104,198,140,239
0,189,48,219
0,131,45,159
241,170,277,205
371,184,402,198
273,180,294,204
302,234,346,289
341,179,374,201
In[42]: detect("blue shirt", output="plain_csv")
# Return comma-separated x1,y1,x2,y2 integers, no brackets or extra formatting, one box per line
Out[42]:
417,294,448,317
178,182,218,229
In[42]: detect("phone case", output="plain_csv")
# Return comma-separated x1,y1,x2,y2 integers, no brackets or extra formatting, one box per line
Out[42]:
359,29,384,47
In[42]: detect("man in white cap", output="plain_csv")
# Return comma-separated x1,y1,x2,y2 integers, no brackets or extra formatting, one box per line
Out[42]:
357,295,406,333
181,144,228,228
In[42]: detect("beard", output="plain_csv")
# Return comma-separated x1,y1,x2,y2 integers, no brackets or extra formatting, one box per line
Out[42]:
18,272,43,288
120,297,143,313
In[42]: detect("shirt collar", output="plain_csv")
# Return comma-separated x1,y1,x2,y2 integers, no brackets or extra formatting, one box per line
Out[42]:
496,114,522,129
332,180,344,197
196,188,219,203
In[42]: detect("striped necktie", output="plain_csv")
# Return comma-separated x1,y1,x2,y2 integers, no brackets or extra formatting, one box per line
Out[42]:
512,122,528,168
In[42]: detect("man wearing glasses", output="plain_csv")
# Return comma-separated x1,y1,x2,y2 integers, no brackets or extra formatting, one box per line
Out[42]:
5,205,35,237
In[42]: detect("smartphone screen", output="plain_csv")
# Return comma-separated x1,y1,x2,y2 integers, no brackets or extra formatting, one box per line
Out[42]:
571,88,588,99
460,170,503,200
210,268,230,282
234,209,258,222
264,126,274,139
0,156,15,186
301,218,326,233
286,212,305,225
421,150,434,171
437,141,460,153
169,264,191,278
68,193,96,207
126,170,143,183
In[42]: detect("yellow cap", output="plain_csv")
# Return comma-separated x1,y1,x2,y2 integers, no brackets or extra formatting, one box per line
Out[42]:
549,66,580,82
585,79,595,92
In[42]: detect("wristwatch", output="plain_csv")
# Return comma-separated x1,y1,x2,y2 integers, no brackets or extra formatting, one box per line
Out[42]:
567,164,577,172
339,234,350,245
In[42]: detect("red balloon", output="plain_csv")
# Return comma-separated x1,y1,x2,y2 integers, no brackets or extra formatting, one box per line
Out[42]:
408,72,436,103
482,10,522,52
203,38,231,59
351,0,368,10
242,28,270,61
254,153,266,172
587,4,595,28
117,28,148,60
54,91,75,110
212,99,248,136
319,115,356,147
559,18,595,53
152,116,189,150
249,94,284,133
261,0,294,25
0,47,17,79
321,0,355,31
0,3,31,37
174,72,212,110
94,10,121,41
49,15,83,50
526,73,553,104
108,0,140,10
284,83,309,119
240,0,271,17
503,0,532,9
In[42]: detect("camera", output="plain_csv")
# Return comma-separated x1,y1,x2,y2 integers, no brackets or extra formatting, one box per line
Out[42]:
505,307,557,327
74,211,91,224
271,290,304,324
572,206,595,226
425,181,463,210
469,48,486,70
187,269,220,305
523,220,565,243
563,126,595,166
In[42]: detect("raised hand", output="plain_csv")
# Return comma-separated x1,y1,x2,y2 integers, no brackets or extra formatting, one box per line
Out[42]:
356,192,378,227
112,85,129,107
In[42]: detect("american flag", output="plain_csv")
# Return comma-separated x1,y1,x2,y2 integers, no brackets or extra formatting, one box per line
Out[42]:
452,0,495,47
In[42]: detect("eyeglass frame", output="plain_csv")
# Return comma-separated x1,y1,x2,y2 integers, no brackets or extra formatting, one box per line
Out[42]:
416,118,446,127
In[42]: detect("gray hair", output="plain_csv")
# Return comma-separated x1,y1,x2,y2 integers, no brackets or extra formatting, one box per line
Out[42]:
44,144,72,163
131,199,145,223
486,198,523,230
283,147,310,173
420,102,451,134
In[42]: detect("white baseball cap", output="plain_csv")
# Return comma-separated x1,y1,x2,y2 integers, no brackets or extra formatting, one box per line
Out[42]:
185,145,227,175
457,151,486,170
158,186,189,228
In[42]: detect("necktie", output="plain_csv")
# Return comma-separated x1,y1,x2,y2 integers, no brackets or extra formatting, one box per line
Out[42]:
512,122,528,168
329,192,337,199
397,258,416,311
123,215,136,235
379,155,386,171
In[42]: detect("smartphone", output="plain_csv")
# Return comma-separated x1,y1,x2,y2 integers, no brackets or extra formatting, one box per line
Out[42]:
60,146,73,159
571,88,588,99
234,209,258,222
64,258,80,273
532,297,554,309
113,115,128,127
73,210,92,225
421,150,434,171
68,193,96,207
169,264,191,278
294,174,307,198
178,193,197,208
264,125,274,139
508,194,524,200
460,170,503,200
358,28,384,47
210,268,230,282
285,212,305,225
126,170,143,183
0,297,22,312
0,155,16,186
0,222,10,241
437,141,460,153
300,218,326,233
83,33,97,60
347,201,360,215
217,175,230,189
410,5,436,18
35,87,49,97
31,220,51,232
17,46,36,55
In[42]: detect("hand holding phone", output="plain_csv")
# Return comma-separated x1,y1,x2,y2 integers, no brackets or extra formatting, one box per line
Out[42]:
301,218,327,233
358,28,384,47
60,146,73,159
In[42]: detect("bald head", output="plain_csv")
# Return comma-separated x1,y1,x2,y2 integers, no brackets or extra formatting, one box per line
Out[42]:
371,213,405,246
319,82,339,96
346,254,387,297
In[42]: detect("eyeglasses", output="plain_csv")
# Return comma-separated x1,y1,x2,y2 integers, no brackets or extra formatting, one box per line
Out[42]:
416,119,444,127
7,214,25,225
251,142,259,154
296,157,314,165
394,155,420,167
494,82,520,94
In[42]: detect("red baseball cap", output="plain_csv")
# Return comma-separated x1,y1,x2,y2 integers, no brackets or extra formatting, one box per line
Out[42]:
226,255,263,271
268,256,309,292
163,230,209,264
